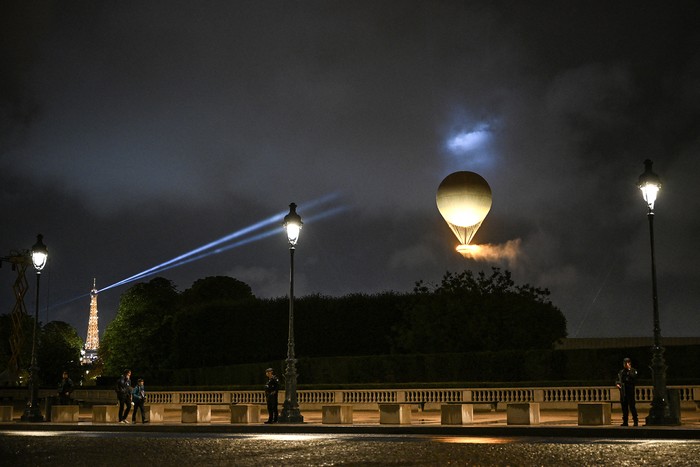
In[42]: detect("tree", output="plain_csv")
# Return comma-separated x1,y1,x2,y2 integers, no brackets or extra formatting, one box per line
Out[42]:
180,276,254,305
0,312,35,385
101,277,179,376
38,321,83,384
171,297,281,368
392,268,567,354
172,276,267,368
295,292,410,357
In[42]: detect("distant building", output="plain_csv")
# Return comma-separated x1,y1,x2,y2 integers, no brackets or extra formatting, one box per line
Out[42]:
555,337,700,350
81,279,100,364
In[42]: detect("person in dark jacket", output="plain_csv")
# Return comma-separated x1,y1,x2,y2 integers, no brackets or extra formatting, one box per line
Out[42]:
264,368,279,424
57,371,74,405
116,369,132,424
616,357,638,426
131,378,148,423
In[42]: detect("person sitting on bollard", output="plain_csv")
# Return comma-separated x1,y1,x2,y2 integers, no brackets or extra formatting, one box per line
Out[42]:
57,370,74,405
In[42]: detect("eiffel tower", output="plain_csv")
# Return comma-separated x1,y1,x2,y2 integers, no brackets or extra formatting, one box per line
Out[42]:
81,279,100,364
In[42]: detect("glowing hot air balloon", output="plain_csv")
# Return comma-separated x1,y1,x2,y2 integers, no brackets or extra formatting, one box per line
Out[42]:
436,171,492,251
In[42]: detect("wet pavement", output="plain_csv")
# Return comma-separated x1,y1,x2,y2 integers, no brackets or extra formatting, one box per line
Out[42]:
2,430,700,466
2,407,699,466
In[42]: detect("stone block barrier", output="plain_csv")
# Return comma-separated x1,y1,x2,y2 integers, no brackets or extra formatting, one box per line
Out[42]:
440,404,475,425
230,404,260,424
182,404,211,423
507,403,541,425
379,403,412,424
578,402,611,425
322,405,353,424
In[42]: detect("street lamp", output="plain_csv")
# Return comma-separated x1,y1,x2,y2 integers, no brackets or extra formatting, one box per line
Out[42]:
21,234,48,422
637,160,678,426
279,203,304,423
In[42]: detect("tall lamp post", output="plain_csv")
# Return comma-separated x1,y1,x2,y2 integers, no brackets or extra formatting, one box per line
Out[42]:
21,234,48,422
279,203,304,423
637,160,678,426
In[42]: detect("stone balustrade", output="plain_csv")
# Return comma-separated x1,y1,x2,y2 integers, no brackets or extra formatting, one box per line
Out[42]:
1,385,697,413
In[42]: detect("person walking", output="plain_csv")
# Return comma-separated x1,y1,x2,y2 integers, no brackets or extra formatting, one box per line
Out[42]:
264,368,279,424
616,357,638,426
57,371,74,405
116,369,132,424
131,378,148,424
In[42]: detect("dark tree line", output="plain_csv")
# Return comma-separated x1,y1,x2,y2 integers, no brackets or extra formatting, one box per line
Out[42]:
99,269,567,379
392,269,567,353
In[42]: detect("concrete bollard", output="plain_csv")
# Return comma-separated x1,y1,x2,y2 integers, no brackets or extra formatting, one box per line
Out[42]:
379,404,412,424
230,404,260,424
92,405,119,423
578,403,611,425
51,405,80,423
143,404,165,423
0,406,13,422
182,404,211,423
440,404,475,425
506,403,540,425
322,405,354,424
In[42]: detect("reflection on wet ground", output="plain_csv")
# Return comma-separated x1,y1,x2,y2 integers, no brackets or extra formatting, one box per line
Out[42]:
2,431,700,466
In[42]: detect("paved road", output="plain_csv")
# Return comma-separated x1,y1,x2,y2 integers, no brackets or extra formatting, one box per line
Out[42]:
3,407,699,465
2,430,700,466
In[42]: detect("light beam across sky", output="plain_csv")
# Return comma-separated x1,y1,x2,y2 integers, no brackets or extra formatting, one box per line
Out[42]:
98,193,344,292
49,194,345,309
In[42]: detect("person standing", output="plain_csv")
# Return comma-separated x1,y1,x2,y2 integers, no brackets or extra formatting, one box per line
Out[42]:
616,357,638,426
57,371,74,405
264,368,279,424
116,369,132,424
131,378,148,424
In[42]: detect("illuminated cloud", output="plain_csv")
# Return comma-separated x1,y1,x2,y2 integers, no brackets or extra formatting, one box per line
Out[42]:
447,126,490,154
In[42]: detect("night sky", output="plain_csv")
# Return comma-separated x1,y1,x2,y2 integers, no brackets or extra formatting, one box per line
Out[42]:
2,1,699,342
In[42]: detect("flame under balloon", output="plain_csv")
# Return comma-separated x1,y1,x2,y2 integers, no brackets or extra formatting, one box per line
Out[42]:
457,239,522,267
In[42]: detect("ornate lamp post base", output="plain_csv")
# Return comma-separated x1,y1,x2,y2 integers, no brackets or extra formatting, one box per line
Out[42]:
279,357,304,423
280,404,304,423
644,347,680,426
646,405,679,426
20,366,44,422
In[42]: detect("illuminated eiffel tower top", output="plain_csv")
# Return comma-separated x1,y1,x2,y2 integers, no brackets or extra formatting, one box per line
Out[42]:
82,279,100,364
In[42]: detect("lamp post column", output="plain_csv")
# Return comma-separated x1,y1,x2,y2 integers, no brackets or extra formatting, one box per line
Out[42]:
280,203,303,423
637,160,679,426
645,207,672,424
21,234,48,423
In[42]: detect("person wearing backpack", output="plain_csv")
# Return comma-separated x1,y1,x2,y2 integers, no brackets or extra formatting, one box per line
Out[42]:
116,369,132,423
131,378,148,423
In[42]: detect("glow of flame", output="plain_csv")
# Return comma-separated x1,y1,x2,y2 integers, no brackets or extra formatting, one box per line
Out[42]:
433,436,515,444
457,239,522,268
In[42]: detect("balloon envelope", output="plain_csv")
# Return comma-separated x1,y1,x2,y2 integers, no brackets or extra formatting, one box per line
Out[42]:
436,171,492,245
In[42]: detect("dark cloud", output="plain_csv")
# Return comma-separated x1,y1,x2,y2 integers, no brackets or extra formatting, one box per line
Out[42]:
1,1,699,341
